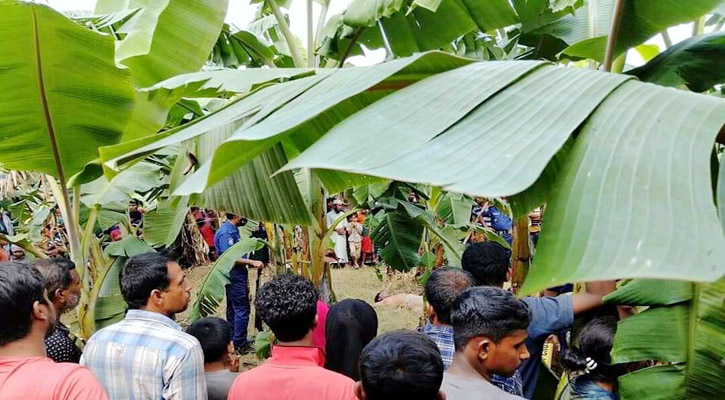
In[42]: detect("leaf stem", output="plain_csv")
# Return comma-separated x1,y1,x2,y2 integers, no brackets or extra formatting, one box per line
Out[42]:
306,0,314,67
268,0,305,67
661,30,673,48
313,1,330,67
338,28,364,67
603,0,626,72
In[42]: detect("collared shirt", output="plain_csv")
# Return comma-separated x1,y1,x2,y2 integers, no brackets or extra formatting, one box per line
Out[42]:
80,309,207,400
227,346,356,400
45,321,82,363
214,221,240,255
441,373,524,400
423,322,524,396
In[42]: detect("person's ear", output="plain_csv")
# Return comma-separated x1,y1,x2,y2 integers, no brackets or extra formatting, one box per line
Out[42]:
436,390,446,400
54,288,64,303
312,313,319,331
476,337,492,361
425,302,436,320
150,288,164,307
506,267,513,283
354,382,366,400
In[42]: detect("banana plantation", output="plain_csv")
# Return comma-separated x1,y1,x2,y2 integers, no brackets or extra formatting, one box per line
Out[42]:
1,0,724,399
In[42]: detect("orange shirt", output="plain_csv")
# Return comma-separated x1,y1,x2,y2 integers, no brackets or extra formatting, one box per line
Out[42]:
0,357,107,400
227,346,356,400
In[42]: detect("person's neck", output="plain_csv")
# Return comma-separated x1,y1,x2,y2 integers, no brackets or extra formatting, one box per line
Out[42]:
139,305,172,319
275,332,314,348
595,379,616,393
429,315,448,327
447,351,491,382
204,359,230,373
0,331,47,359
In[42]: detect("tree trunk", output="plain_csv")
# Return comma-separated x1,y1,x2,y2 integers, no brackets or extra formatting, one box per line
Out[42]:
510,216,531,294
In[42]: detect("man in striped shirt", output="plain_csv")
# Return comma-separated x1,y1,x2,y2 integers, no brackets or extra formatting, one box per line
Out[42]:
81,252,206,399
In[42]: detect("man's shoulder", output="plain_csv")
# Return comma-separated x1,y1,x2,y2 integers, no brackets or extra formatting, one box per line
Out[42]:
88,318,200,352
442,374,524,400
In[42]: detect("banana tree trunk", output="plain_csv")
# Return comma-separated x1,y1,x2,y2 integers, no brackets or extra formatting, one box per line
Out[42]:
511,216,531,294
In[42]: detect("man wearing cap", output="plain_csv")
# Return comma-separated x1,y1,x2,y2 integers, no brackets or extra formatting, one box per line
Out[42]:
326,199,348,266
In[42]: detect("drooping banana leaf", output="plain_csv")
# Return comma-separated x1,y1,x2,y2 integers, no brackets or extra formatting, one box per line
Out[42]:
605,277,725,400
143,197,189,247
0,1,134,180
627,31,725,92
371,210,424,271
188,238,265,322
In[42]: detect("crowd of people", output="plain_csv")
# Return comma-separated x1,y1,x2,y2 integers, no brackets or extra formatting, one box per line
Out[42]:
326,198,375,268
0,236,620,400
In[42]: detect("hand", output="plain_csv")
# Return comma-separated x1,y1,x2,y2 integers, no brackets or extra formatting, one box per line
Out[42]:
251,260,264,269
229,354,240,372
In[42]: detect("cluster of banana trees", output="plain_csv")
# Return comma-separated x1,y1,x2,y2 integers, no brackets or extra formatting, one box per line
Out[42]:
1,0,724,397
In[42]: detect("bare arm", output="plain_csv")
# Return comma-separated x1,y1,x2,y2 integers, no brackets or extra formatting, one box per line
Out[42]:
571,280,617,315
234,259,264,269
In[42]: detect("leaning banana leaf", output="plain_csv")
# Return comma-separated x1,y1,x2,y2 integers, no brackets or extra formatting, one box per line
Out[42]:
0,1,134,180
188,238,265,322
371,210,424,272
605,277,725,400
143,197,190,247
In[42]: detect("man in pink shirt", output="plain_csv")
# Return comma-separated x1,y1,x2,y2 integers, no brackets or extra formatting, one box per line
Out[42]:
228,274,356,400
0,262,107,400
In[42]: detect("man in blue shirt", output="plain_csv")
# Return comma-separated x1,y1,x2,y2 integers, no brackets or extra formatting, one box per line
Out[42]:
461,242,614,399
214,213,263,352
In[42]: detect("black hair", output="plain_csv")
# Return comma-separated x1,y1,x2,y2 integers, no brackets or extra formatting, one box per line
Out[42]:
120,252,171,310
560,316,619,382
359,330,443,400
255,273,318,342
187,317,232,363
0,262,49,346
450,286,530,350
225,213,238,221
34,258,75,302
461,241,511,287
195,219,205,228
424,267,474,325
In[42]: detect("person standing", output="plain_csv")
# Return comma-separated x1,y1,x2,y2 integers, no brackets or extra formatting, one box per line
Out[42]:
81,252,207,399
227,274,357,400
186,318,240,400
0,262,107,399
347,214,363,268
326,199,349,266
35,259,82,363
214,213,263,351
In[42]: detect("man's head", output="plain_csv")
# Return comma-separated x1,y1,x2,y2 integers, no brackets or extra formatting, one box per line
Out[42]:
0,262,56,347
225,213,247,227
129,199,141,211
10,245,25,261
357,330,445,400
424,267,474,325
461,242,511,287
34,258,80,314
255,274,318,343
450,286,531,378
187,317,234,366
120,252,191,317
333,199,343,212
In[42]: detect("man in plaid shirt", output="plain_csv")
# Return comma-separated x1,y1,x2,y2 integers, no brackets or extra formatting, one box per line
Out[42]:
81,253,206,399
422,267,524,396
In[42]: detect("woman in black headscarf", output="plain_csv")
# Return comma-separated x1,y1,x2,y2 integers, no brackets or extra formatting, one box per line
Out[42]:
325,299,378,380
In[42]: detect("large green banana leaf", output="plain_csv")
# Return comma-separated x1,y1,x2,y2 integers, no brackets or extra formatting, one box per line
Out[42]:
188,238,265,322
535,0,723,62
604,277,725,400
0,1,134,180
143,197,189,247
626,31,725,92
95,0,229,140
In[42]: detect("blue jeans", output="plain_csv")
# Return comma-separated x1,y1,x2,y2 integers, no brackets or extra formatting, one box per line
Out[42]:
226,268,250,348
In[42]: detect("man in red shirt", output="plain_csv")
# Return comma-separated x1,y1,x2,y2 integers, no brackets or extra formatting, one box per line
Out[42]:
228,274,356,400
0,262,107,400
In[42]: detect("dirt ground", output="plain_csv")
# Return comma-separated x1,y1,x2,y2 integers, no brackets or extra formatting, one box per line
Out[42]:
177,264,424,369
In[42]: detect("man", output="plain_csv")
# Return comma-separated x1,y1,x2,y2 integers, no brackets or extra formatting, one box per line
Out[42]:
35,258,82,363
81,252,207,399
187,318,239,400
326,199,349,266
442,287,530,400
214,213,263,351
10,244,25,261
348,213,363,268
357,330,445,400
0,262,107,399
422,267,474,370
227,274,356,400
461,242,615,398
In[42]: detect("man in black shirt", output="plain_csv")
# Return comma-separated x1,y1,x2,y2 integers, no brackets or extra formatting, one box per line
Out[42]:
35,258,82,363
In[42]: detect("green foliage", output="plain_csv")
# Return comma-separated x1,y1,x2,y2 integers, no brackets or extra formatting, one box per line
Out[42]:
627,31,725,92
188,238,265,322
